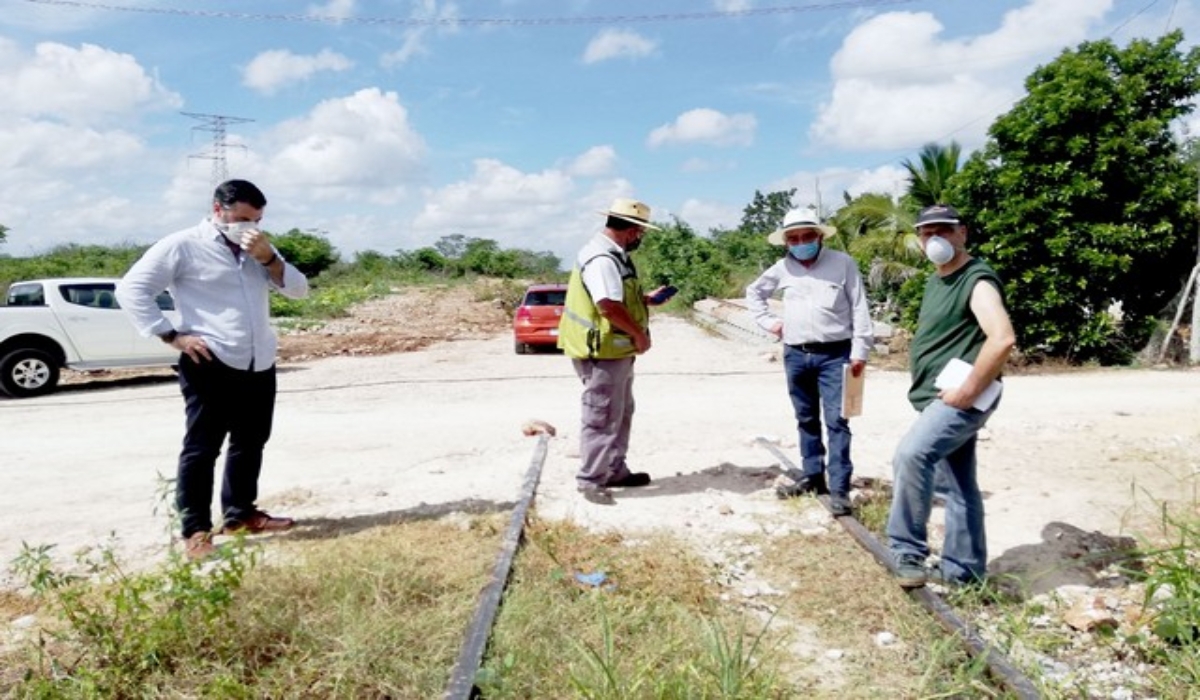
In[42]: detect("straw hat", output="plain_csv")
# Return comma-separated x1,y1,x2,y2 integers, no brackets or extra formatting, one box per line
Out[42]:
767,208,836,245
598,198,662,231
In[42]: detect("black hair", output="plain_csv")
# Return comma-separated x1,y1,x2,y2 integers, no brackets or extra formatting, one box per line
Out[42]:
213,179,267,209
606,216,640,232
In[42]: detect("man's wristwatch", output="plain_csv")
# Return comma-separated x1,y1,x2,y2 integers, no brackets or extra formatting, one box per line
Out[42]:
159,330,179,344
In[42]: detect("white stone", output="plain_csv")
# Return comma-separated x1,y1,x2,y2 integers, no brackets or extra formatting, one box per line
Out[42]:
874,631,897,647
825,649,844,660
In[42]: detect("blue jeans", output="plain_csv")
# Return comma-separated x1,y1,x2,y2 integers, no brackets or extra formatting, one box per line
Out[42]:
782,343,853,496
886,398,997,582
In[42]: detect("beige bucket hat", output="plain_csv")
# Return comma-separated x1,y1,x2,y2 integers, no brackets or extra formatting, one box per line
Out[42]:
767,207,836,245
599,198,662,231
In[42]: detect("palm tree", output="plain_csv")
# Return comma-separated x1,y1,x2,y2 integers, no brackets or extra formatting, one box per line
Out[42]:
833,192,925,321
902,141,962,206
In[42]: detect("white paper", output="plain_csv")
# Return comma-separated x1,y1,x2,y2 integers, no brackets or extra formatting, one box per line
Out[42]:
841,363,864,419
934,357,1002,411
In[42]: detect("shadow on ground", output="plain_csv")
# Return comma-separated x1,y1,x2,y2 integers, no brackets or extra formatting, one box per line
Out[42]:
611,462,783,500
280,498,517,542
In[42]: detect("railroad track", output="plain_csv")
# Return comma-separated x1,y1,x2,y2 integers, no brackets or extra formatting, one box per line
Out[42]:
440,429,1040,699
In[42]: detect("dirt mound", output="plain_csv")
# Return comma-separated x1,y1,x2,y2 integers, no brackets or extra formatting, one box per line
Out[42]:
277,285,512,362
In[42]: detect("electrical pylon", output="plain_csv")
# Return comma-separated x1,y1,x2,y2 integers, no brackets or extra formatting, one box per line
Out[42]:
181,112,254,186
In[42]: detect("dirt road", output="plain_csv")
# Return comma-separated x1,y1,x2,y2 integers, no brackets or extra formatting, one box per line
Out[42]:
3,316,1199,589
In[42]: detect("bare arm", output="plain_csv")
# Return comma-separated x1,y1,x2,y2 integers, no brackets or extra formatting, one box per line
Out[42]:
939,280,1016,409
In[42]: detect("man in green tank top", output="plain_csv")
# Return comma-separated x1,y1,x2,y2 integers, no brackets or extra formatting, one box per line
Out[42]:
886,205,1016,589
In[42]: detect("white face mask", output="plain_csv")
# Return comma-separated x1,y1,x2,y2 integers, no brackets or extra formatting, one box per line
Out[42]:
924,235,955,265
216,219,257,244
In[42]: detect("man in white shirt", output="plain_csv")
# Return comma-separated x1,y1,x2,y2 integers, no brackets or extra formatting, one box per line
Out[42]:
746,208,873,516
117,179,309,559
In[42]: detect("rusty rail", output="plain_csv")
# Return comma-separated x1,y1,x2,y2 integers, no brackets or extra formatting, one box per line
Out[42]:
444,432,550,699
755,437,1041,700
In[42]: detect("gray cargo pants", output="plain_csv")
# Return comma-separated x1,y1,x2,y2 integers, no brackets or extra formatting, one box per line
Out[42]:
572,357,636,488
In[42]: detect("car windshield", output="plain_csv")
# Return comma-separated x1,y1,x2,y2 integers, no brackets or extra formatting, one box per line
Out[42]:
524,290,566,306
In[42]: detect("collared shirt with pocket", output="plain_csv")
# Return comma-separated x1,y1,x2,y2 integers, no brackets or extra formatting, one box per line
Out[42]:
745,248,873,362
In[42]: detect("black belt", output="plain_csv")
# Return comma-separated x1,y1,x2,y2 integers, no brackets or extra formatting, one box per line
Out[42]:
787,339,852,353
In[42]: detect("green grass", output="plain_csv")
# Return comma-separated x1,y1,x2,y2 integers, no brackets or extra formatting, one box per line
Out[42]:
479,520,793,698
3,518,504,698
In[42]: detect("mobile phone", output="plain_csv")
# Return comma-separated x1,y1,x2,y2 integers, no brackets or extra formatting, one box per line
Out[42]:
649,285,678,304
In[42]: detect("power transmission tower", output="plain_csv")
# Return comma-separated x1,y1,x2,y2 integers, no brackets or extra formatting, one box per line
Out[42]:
182,112,254,186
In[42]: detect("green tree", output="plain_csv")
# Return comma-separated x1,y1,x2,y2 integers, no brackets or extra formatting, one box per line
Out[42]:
272,229,340,278
635,218,731,305
0,223,8,245
901,141,962,206
949,31,1200,362
832,192,925,322
434,234,469,260
710,189,797,275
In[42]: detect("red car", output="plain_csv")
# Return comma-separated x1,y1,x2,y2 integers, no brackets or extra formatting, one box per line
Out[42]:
513,283,567,354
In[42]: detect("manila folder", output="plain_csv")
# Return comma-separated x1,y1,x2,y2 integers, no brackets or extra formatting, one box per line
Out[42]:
841,363,864,419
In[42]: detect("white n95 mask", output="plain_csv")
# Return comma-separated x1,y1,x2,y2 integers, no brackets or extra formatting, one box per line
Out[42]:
924,235,955,265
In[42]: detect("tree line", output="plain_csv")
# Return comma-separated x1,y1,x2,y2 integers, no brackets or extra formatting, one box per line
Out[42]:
4,32,1199,364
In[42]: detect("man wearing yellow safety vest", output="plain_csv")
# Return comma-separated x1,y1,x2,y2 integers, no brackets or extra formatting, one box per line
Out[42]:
558,198,675,505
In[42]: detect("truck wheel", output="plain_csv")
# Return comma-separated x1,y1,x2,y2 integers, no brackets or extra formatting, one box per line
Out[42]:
0,348,60,398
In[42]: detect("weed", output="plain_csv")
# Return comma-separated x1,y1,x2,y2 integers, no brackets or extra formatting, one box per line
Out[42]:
9,537,255,696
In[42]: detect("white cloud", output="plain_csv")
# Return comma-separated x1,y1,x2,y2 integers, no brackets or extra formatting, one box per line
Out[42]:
414,158,574,233
261,88,428,201
583,29,657,64
410,160,646,263
812,0,1112,151
566,146,617,177
242,49,354,95
677,198,741,234
0,38,181,122
713,0,753,12
0,119,143,172
307,0,356,20
767,165,911,214
648,108,757,148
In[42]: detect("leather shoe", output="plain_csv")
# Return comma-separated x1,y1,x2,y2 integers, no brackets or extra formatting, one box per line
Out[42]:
607,472,651,488
776,473,829,499
222,510,296,535
184,531,216,561
828,494,853,517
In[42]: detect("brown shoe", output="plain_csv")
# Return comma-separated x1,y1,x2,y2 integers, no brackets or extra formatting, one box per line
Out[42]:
222,510,296,535
184,531,216,561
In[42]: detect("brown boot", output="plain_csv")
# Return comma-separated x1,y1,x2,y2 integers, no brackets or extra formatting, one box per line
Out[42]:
184,531,216,561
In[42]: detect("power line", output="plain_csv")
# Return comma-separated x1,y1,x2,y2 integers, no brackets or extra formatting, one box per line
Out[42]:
22,0,917,26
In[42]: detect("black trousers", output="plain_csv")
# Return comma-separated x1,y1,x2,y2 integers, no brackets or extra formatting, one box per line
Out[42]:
176,355,276,537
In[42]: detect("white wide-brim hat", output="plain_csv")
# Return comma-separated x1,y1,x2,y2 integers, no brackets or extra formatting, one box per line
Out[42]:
767,207,836,245
598,197,662,231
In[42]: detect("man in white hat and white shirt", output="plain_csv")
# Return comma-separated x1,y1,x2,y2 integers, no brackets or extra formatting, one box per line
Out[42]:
746,208,873,516
557,198,675,504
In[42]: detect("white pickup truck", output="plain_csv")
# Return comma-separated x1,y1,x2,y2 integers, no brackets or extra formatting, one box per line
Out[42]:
0,278,180,398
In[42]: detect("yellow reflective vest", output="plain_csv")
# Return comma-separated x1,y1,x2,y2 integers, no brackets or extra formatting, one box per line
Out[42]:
557,251,648,360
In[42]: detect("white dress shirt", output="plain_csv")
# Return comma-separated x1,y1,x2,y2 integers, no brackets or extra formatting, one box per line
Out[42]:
745,247,874,362
116,218,310,371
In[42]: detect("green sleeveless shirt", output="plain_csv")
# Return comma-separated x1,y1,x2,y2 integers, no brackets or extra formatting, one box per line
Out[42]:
908,258,1004,410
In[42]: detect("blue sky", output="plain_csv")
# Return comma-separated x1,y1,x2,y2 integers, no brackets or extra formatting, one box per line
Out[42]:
2,0,1197,267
